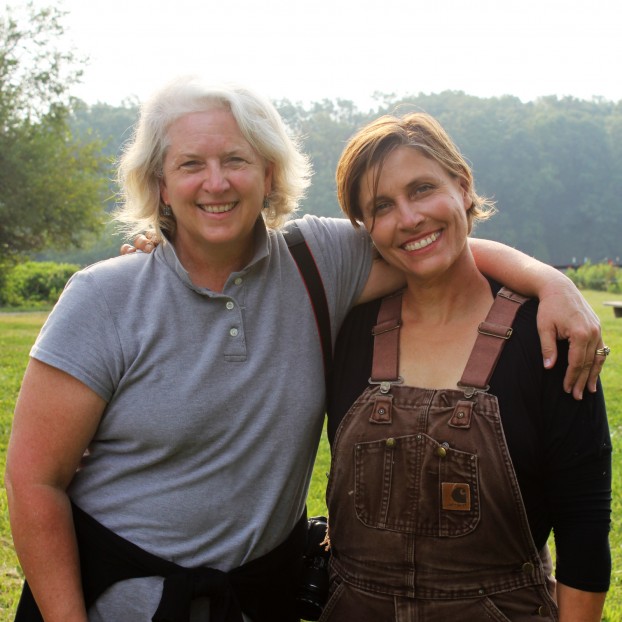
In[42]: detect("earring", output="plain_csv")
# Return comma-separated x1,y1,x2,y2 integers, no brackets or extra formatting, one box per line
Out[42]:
162,204,172,216
263,196,270,210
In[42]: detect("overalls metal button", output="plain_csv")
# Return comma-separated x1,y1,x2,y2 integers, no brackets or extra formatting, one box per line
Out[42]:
437,442,450,457
521,562,535,574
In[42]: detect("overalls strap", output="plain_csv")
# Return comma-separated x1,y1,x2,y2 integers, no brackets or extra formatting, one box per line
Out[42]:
370,288,529,392
458,287,530,394
370,290,403,383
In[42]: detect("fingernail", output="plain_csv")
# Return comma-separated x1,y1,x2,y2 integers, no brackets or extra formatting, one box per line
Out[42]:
544,358,552,368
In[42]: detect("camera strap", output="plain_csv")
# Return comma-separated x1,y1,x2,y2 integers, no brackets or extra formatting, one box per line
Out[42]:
285,221,332,389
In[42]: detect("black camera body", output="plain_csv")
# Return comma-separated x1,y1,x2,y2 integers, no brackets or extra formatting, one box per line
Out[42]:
296,516,331,621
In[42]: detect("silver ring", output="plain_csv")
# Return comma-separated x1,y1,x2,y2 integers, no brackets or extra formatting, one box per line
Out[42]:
595,346,611,357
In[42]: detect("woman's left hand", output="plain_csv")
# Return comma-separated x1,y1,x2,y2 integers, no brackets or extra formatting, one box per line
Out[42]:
536,277,604,400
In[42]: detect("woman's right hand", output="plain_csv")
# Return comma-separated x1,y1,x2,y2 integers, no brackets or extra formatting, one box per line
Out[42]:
120,231,160,255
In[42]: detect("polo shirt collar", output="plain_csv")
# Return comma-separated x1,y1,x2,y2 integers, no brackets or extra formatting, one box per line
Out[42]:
155,217,271,293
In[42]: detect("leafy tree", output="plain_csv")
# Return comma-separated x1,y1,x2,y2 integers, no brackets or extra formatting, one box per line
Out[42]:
71,99,140,164
0,2,108,266
277,98,377,218
36,100,141,266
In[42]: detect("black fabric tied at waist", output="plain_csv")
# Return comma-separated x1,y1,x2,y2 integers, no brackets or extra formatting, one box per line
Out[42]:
15,503,306,622
154,566,241,622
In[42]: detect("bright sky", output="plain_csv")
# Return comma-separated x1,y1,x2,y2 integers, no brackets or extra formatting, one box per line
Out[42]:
9,0,622,108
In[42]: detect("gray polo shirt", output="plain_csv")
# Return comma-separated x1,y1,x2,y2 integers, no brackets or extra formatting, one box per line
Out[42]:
30,215,373,620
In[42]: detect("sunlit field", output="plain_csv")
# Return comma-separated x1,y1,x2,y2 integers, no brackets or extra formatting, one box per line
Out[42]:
1,293,620,620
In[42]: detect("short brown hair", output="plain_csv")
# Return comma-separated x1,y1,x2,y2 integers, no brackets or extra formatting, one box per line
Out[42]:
336,112,495,231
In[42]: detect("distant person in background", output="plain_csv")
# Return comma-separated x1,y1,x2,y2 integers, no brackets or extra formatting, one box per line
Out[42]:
322,112,611,621
5,76,606,622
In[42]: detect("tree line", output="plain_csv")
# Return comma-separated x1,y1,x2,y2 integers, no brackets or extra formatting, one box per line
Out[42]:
2,3,621,272
277,93,622,266
69,92,622,266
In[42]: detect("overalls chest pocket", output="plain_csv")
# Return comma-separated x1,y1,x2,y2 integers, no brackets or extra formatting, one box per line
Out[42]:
354,432,480,536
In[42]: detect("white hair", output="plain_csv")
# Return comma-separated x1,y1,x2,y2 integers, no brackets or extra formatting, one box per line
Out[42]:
115,76,312,238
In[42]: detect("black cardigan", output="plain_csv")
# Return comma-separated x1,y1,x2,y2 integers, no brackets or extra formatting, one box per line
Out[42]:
15,503,306,622
327,283,611,593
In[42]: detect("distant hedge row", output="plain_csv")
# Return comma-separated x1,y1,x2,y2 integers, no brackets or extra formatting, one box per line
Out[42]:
565,262,622,293
0,261,79,309
0,260,619,310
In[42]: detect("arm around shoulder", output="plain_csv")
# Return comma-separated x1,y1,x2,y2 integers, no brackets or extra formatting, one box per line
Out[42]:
469,238,603,399
356,256,406,304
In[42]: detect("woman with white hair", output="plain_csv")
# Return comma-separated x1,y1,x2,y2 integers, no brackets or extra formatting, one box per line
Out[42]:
5,77,605,622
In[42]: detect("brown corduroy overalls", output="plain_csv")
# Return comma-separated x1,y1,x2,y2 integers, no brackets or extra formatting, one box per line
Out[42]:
321,288,558,622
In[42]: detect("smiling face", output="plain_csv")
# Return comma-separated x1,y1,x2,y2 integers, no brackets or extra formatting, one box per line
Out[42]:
359,146,472,283
159,107,273,266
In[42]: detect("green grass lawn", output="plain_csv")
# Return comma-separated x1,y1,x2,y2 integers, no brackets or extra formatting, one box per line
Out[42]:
1,292,621,620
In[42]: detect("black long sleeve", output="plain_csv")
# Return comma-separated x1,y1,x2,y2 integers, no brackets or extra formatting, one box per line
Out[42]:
327,284,611,592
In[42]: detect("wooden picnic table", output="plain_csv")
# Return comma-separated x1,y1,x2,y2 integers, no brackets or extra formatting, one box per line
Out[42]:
603,301,622,318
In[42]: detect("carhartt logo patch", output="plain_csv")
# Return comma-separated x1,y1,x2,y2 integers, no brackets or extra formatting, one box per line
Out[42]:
441,482,471,511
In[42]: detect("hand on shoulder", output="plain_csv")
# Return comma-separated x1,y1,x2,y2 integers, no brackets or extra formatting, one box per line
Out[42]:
119,231,160,255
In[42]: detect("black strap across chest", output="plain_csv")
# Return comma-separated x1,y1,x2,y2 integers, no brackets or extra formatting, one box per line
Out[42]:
284,222,332,383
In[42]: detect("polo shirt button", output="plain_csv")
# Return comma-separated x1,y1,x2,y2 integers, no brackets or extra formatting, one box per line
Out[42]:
226,301,235,310
234,277,243,285
229,328,239,337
